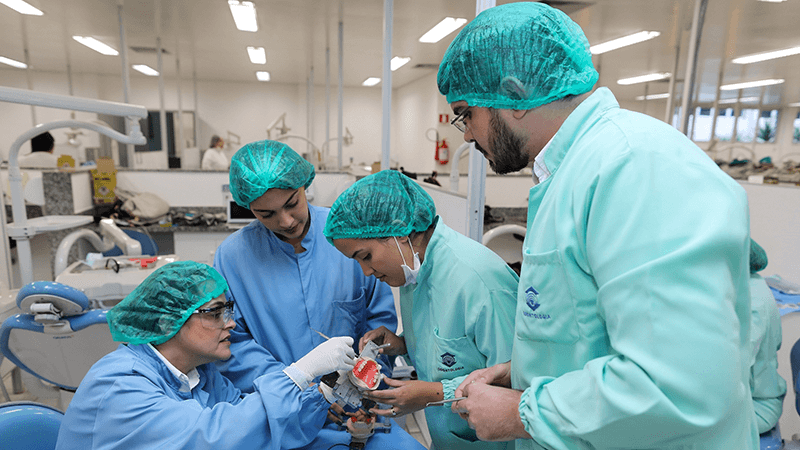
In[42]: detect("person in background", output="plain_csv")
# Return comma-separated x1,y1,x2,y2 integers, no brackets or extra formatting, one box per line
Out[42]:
213,140,424,450
201,134,229,170
748,239,787,435
438,3,757,448
56,261,357,450
18,131,58,168
324,169,518,450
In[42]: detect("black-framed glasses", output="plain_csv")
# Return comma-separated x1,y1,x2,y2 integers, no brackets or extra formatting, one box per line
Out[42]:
193,301,235,329
450,107,471,133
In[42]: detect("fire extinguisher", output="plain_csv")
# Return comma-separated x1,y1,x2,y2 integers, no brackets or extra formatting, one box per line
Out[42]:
435,138,449,164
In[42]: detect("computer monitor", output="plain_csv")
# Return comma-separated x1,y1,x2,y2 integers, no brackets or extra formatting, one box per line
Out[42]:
226,194,256,225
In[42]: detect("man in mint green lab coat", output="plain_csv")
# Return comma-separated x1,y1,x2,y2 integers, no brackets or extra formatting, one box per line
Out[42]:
438,3,757,449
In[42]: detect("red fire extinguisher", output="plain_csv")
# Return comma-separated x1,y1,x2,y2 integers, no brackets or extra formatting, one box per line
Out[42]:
435,138,449,164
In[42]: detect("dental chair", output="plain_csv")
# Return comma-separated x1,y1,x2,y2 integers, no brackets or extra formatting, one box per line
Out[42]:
0,401,64,450
0,281,119,411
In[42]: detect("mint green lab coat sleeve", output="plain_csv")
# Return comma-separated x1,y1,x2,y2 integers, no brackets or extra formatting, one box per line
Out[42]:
750,273,787,433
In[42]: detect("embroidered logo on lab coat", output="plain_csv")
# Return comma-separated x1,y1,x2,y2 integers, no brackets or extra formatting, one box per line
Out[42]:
523,286,551,320
441,352,456,367
438,352,464,372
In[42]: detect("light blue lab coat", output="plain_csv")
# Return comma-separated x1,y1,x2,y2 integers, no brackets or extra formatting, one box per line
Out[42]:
55,343,328,450
512,87,758,449
214,204,424,450
400,220,518,450
749,273,786,434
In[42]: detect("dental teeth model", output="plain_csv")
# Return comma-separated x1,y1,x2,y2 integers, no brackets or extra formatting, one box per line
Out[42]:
349,356,382,390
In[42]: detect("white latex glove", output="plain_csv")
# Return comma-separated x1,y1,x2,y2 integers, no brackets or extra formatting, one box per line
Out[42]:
283,336,356,390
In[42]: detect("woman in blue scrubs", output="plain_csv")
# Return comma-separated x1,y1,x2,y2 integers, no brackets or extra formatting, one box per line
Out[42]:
213,140,424,450
56,261,357,450
324,170,519,450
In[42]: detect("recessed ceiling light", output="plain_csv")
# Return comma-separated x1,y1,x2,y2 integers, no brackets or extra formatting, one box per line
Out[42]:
590,31,661,55
362,77,381,87
247,46,266,64
718,97,761,104
419,17,467,43
391,56,411,71
635,93,670,100
0,56,27,69
720,79,784,90
228,1,258,32
732,46,800,64
73,36,119,56
132,64,159,76
256,71,270,82
617,72,671,85
0,0,43,15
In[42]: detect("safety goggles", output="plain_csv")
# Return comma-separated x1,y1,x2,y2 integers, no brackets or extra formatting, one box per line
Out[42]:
192,301,235,329
450,106,471,133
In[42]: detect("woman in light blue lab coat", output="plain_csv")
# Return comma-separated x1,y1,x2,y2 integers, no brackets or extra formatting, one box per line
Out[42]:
436,3,758,449
56,261,357,450
324,169,519,450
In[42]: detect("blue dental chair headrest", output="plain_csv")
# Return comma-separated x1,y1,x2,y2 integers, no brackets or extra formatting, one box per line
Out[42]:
16,281,89,318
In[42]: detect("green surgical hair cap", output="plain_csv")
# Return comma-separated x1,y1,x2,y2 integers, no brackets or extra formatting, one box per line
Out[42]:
750,238,768,274
229,140,315,208
324,170,436,243
107,261,228,345
437,2,599,110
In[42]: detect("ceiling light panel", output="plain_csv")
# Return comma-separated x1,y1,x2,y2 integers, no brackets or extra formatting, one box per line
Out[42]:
228,1,258,32
732,46,800,64
419,17,467,43
0,0,43,15
617,72,671,85
0,56,27,68
362,77,381,87
391,56,410,71
247,46,266,64
132,64,159,76
635,93,670,100
720,79,784,90
256,71,270,81
590,31,660,55
718,97,761,104
73,36,119,56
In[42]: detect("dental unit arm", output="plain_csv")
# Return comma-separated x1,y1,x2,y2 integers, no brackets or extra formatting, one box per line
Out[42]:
53,219,142,277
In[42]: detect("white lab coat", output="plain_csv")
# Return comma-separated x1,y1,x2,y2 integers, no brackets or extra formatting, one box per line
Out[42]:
201,148,229,171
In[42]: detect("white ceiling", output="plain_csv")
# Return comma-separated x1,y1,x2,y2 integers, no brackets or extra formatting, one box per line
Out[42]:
1,0,800,107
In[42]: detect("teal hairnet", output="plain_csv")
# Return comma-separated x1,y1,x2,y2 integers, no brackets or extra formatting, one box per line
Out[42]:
107,261,229,345
437,2,598,110
750,238,768,273
324,170,436,243
229,140,315,208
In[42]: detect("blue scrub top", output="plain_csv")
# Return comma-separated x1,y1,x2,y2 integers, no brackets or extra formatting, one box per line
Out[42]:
56,343,328,450
213,204,425,450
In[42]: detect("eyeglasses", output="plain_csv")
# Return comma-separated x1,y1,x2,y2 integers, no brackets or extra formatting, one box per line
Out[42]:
450,107,471,133
193,301,235,329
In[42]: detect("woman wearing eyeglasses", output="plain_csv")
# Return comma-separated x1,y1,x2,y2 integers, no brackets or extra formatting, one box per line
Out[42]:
56,261,356,450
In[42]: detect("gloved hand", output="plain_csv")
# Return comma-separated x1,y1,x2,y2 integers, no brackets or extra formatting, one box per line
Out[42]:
284,336,356,390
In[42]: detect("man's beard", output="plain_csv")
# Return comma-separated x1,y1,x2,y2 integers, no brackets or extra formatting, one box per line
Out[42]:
484,109,530,174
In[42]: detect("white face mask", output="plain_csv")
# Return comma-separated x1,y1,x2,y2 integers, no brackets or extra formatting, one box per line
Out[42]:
394,236,420,287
